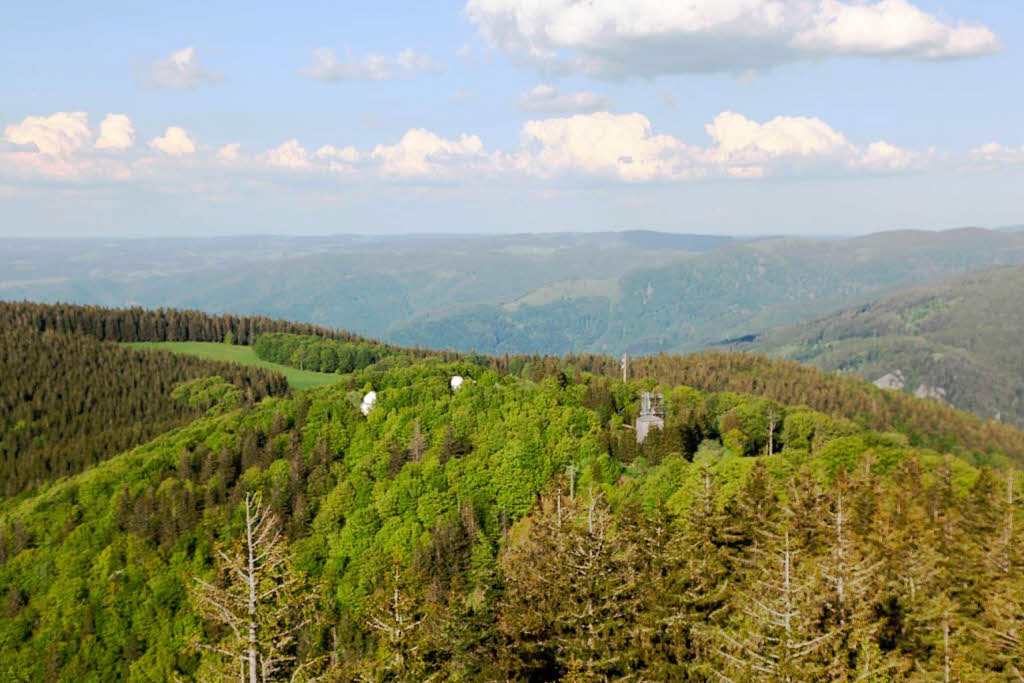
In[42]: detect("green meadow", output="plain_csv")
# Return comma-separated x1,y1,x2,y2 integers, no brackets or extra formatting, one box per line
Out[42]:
122,341,340,389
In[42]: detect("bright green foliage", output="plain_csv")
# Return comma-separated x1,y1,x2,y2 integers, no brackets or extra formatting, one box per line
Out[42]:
171,376,243,415
253,333,392,375
2,303,1024,681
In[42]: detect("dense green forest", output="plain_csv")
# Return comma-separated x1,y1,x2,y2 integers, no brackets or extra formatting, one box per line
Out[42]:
741,264,1024,427
253,333,393,374
0,326,288,498
1,302,1022,680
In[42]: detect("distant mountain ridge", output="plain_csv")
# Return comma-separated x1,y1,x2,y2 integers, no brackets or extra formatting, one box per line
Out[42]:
739,264,1024,425
4,228,1024,359
390,228,1024,354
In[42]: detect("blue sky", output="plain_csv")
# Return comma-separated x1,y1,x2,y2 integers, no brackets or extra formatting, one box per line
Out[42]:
1,0,1022,237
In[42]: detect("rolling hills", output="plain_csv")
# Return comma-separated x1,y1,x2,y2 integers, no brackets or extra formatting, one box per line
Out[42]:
0,302,1022,680
5,228,1024,357
740,265,1024,426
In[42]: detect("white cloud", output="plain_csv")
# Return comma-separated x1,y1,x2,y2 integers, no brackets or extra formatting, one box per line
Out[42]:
1,112,137,180
0,108,928,188
265,139,311,169
303,47,443,82
969,142,1024,165
792,0,1000,59
700,111,919,174
314,145,361,174
465,0,1000,77
514,110,918,181
149,126,196,156
371,129,491,177
4,111,91,156
516,112,696,181
95,114,135,150
216,143,242,162
857,141,918,171
517,84,611,114
315,145,360,163
144,46,223,89
703,111,855,161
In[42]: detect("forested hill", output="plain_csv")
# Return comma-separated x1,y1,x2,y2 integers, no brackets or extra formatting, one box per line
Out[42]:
0,325,288,498
1,343,1021,679
739,265,1024,427
1,301,1023,679
5,301,1024,467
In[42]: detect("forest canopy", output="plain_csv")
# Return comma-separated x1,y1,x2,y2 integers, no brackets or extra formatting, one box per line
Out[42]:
0,302,1021,680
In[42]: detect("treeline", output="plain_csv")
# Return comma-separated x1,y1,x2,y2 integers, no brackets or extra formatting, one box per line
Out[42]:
0,360,1020,679
559,350,1024,465
253,333,390,374
0,300,370,346
0,326,288,498
5,301,1024,465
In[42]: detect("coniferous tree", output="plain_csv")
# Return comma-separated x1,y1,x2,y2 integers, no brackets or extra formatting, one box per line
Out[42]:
189,493,322,682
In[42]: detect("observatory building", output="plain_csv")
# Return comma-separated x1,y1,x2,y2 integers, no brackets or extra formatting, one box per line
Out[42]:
360,391,377,416
635,391,664,444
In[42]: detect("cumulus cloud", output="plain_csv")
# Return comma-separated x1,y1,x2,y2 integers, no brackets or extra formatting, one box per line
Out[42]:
216,143,242,162
4,111,91,156
857,141,918,171
513,111,918,181
703,111,854,161
465,0,1000,77
149,126,197,156
0,108,927,188
143,46,223,89
516,112,695,181
700,111,919,175
303,47,443,82
315,145,360,162
265,139,311,169
371,129,491,177
517,84,611,114
95,114,135,150
969,142,1024,165
2,112,136,180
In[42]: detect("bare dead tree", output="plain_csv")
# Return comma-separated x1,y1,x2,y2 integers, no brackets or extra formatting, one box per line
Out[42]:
408,419,428,463
715,531,832,682
190,492,322,682
766,407,779,456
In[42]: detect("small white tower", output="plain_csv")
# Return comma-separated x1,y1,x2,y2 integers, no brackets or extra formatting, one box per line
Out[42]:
635,391,664,444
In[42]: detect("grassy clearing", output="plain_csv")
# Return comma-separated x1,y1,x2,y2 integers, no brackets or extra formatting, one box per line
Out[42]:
122,342,340,390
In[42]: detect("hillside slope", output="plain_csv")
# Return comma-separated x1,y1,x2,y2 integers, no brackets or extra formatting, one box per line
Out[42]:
740,265,1024,426
1,354,1021,680
2,302,1023,680
0,327,288,498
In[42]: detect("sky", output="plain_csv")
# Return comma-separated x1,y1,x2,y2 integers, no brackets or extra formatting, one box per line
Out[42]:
1,0,1022,238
